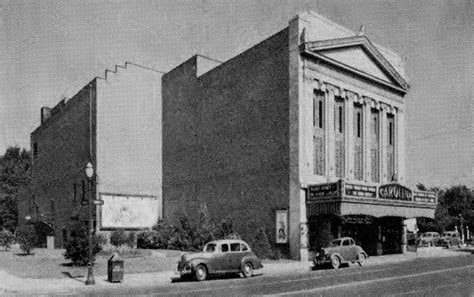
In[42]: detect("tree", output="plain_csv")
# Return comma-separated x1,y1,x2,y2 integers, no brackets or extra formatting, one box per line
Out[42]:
0,229,14,251
0,147,31,233
15,224,37,255
64,222,102,266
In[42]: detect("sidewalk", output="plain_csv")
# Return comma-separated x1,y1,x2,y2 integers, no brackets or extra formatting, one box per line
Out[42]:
1,246,472,296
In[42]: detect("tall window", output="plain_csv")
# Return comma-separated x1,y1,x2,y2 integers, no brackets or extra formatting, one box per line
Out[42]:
387,114,395,181
370,109,380,182
353,104,363,180
334,97,345,178
313,90,325,175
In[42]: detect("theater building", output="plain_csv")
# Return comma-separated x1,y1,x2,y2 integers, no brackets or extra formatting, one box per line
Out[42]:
24,11,437,258
162,11,436,260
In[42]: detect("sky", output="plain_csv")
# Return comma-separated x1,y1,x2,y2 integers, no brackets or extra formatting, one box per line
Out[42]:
0,0,472,188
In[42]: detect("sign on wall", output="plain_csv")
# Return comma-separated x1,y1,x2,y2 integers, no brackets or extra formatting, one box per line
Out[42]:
379,184,412,201
275,209,288,244
100,194,159,229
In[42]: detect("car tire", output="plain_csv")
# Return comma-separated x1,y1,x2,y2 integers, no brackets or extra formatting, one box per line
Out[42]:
330,255,340,269
357,253,366,266
194,264,208,281
242,262,253,278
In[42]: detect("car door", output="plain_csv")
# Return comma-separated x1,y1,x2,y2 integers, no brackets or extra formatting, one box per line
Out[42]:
228,242,243,271
212,243,230,272
340,239,351,261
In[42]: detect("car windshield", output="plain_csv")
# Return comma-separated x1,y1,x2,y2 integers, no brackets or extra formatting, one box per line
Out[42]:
330,239,342,246
204,243,217,252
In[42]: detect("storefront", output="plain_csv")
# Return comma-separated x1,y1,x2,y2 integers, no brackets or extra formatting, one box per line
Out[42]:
305,180,436,255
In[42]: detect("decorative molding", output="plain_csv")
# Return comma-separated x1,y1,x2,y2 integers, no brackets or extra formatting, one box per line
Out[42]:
300,35,409,92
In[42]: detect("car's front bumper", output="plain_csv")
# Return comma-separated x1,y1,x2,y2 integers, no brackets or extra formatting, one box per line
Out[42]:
176,262,192,276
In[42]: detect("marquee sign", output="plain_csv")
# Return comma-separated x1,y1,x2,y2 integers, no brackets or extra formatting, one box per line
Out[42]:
379,184,412,201
345,183,377,198
308,182,339,200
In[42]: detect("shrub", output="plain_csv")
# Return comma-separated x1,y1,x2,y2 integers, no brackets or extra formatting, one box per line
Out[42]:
218,216,240,239
15,224,37,255
63,222,102,266
250,227,273,259
110,229,127,247
137,230,160,249
126,232,136,248
0,229,15,251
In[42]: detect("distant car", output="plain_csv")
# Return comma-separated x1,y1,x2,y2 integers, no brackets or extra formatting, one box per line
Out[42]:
312,237,367,269
439,231,462,248
175,239,263,281
419,232,440,247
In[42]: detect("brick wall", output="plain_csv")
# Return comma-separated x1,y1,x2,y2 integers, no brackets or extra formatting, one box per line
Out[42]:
163,29,290,249
29,81,96,248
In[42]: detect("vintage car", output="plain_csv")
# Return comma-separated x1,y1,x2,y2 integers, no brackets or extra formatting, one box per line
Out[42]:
176,239,263,281
312,237,367,269
439,231,462,248
419,232,440,247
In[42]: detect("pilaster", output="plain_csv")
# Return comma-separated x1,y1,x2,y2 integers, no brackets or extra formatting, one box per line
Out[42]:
326,85,336,180
380,104,388,183
363,97,372,182
345,92,355,180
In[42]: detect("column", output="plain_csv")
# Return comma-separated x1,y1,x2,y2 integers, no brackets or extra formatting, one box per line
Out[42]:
326,85,336,179
401,221,407,254
346,92,355,180
396,108,406,183
380,104,387,183
393,108,399,182
363,97,372,182
299,188,309,261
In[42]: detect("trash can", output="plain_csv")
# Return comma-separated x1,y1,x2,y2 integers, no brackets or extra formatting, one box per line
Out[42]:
107,252,124,283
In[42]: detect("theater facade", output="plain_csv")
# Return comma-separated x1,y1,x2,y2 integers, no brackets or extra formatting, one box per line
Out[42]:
288,12,437,260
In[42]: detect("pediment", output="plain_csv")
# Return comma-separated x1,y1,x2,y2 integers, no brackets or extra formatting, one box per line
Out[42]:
300,36,409,93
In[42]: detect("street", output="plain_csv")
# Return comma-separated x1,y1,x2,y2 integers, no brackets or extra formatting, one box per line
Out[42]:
78,256,474,297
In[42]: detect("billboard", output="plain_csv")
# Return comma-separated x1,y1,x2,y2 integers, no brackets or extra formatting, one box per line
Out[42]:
100,194,159,229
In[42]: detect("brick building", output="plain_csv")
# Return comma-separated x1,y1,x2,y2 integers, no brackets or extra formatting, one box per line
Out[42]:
24,63,163,248
23,11,436,258
161,11,436,260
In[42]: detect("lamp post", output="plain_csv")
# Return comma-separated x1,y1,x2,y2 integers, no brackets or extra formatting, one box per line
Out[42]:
85,162,95,285
459,214,464,244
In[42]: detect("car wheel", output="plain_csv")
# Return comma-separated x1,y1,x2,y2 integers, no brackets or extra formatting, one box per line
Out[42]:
357,253,366,266
330,255,340,269
242,262,253,278
194,264,208,281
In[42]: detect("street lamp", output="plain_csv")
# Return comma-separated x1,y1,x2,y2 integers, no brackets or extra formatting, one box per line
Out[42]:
85,162,95,285
458,214,464,244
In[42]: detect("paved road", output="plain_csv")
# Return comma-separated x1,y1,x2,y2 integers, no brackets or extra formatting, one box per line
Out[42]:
80,256,473,297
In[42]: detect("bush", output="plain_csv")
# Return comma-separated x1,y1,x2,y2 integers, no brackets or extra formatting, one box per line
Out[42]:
0,229,15,251
126,232,136,248
63,222,102,266
250,227,273,259
110,229,127,247
15,224,37,255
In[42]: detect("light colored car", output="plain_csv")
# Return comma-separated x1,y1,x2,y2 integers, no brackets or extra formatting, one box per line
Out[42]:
439,231,462,248
176,239,263,281
312,237,367,269
419,232,440,247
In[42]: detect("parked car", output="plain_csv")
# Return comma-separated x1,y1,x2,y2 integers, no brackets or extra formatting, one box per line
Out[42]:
312,237,367,269
419,232,440,247
439,231,462,248
175,239,263,281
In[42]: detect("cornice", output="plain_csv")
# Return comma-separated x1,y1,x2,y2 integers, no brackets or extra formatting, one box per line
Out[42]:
300,35,410,93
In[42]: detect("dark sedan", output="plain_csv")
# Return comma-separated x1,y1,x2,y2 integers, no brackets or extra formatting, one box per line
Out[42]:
176,239,263,281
